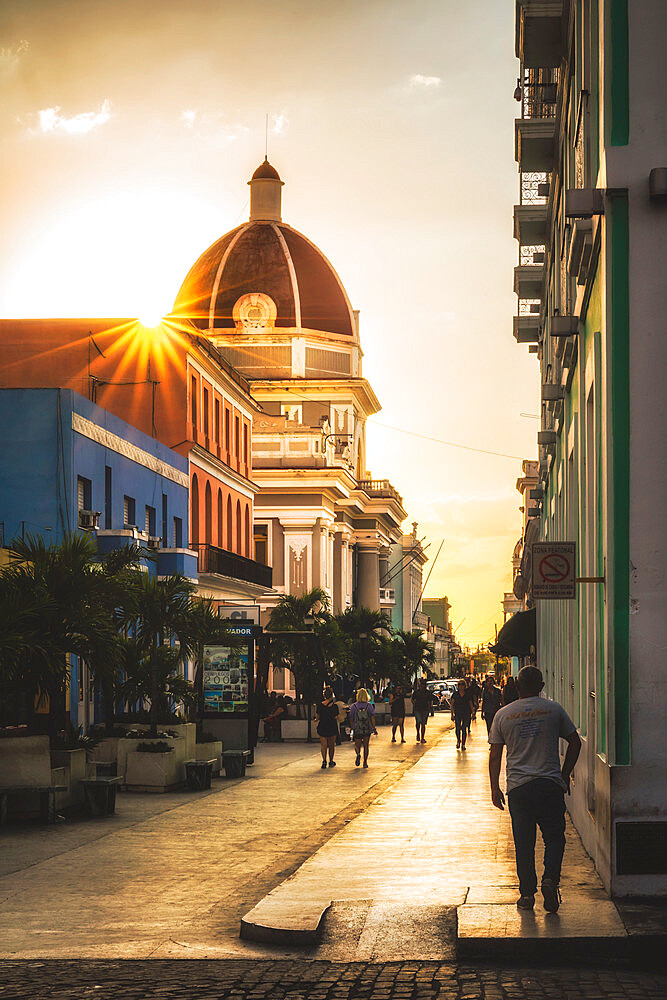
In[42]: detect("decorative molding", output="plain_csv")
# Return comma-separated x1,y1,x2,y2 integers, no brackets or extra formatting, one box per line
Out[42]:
189,445,258,497
72,412,189,487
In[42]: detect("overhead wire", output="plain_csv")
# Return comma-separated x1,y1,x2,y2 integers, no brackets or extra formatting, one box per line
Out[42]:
275,384,526,461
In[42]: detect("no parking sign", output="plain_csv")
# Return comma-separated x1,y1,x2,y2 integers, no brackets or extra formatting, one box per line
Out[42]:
532,542,576,599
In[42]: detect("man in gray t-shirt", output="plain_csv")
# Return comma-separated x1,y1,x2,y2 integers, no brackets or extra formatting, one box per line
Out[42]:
488,666,581,913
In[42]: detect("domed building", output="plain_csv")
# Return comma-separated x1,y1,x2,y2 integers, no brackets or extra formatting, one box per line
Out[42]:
174,160,407,622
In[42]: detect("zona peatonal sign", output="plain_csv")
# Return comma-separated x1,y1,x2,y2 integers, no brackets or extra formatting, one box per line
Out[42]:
532,541,577,600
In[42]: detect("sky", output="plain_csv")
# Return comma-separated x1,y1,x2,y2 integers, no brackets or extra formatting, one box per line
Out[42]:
0,0,539,649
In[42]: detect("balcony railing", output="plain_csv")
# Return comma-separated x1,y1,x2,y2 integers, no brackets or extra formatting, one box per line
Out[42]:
195,543,273,588
520,71,559,121
358,479,404,503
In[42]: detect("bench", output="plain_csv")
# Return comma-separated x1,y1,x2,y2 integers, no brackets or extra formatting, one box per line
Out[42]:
79,777,124,817
222,750,251,779
184,759,216,791
0,785,68,825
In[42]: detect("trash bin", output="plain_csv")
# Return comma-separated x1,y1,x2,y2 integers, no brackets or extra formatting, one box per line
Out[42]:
222,750,250,779
184,759,214,790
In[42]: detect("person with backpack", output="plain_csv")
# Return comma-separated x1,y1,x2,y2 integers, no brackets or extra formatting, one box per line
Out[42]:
348,687,377,767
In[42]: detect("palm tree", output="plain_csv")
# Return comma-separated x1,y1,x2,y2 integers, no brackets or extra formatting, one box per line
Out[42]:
0,533,122,735
392,630,436,686
335,606,393,687
127,573,196,734
267,588,331,729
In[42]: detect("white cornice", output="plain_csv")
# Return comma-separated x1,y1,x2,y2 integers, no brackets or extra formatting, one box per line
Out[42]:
189,445,258,497
72,412,189,488
249,378,381,416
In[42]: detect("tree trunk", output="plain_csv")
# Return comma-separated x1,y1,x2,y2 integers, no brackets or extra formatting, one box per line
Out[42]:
149,640,159,736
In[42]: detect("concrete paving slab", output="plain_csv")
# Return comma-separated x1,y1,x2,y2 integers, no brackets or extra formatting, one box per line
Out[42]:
0,717,451,959
457,899,629,962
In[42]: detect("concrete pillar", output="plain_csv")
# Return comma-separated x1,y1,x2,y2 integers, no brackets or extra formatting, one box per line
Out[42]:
357,546,380,611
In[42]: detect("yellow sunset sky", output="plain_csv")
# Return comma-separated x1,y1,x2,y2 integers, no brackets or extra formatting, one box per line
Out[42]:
0,0,538,648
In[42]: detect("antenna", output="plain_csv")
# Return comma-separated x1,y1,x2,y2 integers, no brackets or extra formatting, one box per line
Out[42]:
265,113,269,159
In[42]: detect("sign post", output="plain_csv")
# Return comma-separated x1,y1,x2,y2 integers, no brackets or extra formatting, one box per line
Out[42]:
532,542,577,600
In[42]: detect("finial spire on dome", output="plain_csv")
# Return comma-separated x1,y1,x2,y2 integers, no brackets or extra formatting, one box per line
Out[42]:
248,158,284,221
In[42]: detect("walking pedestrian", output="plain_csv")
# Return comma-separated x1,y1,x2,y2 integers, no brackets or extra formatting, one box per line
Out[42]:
481,673,503,737
335,696,350,742
348,688,377,767
449,679,472,750
488,665,581,913
315,686,339,769
390,685,406,743
469,676,482,720
502,675,519,706
412,678,433,743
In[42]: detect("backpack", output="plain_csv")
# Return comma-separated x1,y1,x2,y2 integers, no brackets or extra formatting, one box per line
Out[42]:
353,703,373,737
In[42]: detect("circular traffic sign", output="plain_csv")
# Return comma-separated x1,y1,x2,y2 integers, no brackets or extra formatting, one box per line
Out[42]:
539,553,571,583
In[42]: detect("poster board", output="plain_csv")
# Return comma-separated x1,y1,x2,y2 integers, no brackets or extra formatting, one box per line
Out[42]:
203,644,250,715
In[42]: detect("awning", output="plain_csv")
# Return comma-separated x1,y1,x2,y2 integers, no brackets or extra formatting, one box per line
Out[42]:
489,607,536,658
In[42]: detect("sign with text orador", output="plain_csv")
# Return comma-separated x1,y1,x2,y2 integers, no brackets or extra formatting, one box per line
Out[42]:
532,541,576,599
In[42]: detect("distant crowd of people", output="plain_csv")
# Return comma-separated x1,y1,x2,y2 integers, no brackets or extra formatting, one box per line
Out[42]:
260,672,520,767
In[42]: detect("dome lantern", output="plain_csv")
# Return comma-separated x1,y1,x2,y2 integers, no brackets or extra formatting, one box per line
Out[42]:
248,158,284,222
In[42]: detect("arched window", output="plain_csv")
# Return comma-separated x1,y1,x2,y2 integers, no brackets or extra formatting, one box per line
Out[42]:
191,474,199,548
236,499,242,553
245,505,251,557
205,481,212,544
226,495,232,550
217,489,223,547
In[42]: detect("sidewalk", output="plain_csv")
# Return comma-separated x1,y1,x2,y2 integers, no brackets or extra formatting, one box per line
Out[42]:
0,715,661,964
0,715,451,959
241,718,631,963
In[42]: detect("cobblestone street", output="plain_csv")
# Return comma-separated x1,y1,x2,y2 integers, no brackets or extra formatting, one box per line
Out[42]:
1,959,665,1000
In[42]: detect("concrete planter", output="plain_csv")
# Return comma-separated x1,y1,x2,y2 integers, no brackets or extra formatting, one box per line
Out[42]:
0,735,52,787
124,748,185,792
195,741,223,775
52,748,87,810
281,719,313,740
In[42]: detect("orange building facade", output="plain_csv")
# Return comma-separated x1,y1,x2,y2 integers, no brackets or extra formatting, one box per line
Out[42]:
0,316,272,605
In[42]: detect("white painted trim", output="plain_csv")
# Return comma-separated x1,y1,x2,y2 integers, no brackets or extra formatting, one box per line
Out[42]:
271,223,302,332
208,224,250,331
189,447,257,498
186,356,255,423
72,412,189,487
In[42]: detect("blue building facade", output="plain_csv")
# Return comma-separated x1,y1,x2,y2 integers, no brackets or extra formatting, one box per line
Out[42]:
0,388,197,729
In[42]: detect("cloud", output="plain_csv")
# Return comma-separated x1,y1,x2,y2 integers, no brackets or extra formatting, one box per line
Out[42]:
34,99,113,135
180,109,249,143
409,73,442,89
270,111,289,135
0,39,29,78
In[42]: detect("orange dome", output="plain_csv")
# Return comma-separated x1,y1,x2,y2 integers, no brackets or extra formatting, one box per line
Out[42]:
172,221,355,338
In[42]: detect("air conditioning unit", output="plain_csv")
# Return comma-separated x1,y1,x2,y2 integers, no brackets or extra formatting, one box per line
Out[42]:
78,510,101,530
146,536,162,550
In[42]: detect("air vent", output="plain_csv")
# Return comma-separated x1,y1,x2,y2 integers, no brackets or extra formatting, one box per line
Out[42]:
616,822,667,875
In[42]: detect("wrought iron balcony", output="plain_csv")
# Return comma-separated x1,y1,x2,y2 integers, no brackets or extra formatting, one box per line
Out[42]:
195,543,273,588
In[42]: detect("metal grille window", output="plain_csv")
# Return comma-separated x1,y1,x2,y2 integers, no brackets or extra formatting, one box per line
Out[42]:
145,505,156,536
173,516,183,548
104,466,112,529
162,494,168,546
77,476,92,511
304,347,351,376
123,495,136,527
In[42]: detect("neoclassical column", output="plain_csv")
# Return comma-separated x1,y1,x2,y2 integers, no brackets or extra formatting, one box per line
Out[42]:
357,544,380,611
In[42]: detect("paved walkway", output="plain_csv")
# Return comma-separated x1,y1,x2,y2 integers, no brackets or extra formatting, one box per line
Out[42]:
0,716,643,966
242,719,624,961
0,716,452,959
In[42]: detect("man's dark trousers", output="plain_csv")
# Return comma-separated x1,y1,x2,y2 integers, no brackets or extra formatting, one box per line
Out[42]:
507,777,566,896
